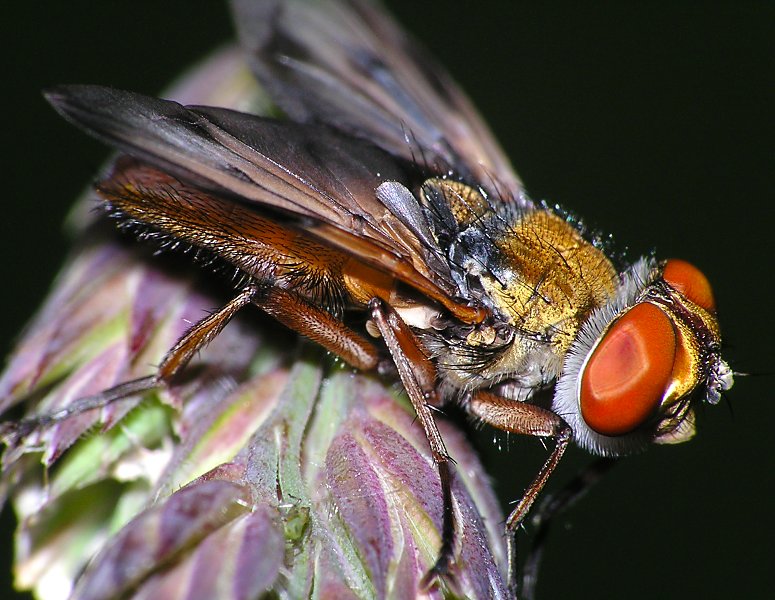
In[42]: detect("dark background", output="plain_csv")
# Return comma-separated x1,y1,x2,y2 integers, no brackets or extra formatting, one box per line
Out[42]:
1,2,772,598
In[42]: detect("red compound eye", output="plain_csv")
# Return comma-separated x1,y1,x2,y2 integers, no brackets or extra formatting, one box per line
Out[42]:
663,258,716,312
581,303,676,436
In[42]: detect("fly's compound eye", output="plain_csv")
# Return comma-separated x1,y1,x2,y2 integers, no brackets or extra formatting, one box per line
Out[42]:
580,303,677,436
662,258,716,312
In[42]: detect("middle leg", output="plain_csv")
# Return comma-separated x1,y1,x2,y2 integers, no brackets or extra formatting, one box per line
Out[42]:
466,390,572,597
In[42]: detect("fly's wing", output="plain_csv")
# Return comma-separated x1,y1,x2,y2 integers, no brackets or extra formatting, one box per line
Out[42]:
231,0,530,209
45,85,484,318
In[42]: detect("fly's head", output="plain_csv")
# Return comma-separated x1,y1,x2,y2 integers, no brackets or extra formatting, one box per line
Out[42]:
553,258,734,456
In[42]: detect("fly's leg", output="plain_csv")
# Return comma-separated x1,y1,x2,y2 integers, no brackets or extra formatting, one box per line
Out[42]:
157,283,260,380
1,283,261,445
2,281,381,445
520,457,617,600
466,391,572,598
254,285,379,371
165,282,382,375
368,298,457,589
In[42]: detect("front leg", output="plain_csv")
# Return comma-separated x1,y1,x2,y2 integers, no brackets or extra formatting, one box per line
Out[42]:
368,298,458,589
466,391,572,597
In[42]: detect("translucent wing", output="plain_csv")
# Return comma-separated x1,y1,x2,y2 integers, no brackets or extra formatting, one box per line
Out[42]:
45,85,485,318
231,0,530,208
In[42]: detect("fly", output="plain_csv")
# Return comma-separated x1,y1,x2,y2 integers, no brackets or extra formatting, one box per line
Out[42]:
1,0,733,597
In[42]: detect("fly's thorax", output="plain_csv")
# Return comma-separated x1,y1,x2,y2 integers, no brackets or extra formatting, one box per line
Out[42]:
481,210,618,349
553,258,734,456
475,210,618,379
423,207,620,393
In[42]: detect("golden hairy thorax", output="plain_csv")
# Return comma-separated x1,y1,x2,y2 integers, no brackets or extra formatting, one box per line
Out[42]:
454,208,620,390
430,177,618,352
421,179,619,390
484,209,618,353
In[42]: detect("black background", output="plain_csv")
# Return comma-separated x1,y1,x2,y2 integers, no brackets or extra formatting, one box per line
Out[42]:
1,2,772,599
